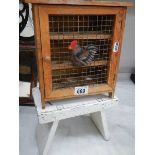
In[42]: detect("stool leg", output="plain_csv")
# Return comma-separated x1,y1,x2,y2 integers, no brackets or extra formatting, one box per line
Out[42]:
43,120,59,155
90,110,110,141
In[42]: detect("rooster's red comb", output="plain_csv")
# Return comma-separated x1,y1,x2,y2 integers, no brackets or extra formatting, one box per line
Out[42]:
70,40,78,49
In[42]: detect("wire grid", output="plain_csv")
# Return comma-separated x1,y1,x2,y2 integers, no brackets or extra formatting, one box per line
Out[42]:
52,66,108,89
49,15,114,34
48,15,114,90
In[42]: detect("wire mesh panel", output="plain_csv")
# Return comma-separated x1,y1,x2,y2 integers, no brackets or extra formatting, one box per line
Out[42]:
52,66,108,89
48,15,115,90
49,15,114,34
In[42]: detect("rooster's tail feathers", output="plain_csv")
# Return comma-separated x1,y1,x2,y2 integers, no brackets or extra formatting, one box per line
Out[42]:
84,44,98,64
86,44,98,52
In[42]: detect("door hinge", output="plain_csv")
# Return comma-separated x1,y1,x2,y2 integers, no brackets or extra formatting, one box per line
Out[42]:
120,20,123,31
113,74,116,82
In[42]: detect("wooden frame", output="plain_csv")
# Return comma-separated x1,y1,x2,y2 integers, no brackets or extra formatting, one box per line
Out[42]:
29,1,132,109
24,0,133,7
32,5,46,108
107,8,127,96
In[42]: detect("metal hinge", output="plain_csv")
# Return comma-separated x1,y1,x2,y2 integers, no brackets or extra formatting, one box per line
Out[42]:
113,74,116,82
120,20,123,30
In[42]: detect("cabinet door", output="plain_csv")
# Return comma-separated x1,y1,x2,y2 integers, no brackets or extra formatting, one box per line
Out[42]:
38,5,126,101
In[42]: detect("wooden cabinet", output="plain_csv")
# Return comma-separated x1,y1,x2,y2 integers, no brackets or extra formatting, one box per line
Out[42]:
24,0,133,109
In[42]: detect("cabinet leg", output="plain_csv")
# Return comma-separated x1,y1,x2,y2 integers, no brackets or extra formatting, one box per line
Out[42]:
108,92,114,98
41,98,46,109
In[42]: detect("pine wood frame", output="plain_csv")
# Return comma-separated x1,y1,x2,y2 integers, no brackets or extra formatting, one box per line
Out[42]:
31,2,130,109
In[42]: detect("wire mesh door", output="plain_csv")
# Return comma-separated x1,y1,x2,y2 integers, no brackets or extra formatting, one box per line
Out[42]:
49,15,114,91
38,4,123,100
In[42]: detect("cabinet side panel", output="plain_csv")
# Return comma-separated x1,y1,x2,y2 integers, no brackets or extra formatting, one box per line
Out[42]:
32,5,45,108
108,7,127,90
38,7,52,98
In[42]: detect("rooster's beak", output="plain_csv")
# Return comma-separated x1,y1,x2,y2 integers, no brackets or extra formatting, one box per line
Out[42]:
68,45,72,50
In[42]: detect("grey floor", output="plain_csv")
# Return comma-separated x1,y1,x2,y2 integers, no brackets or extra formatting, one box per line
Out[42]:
19,80,135,155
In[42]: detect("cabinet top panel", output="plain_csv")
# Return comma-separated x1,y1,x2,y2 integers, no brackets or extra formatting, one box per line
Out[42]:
23,0,133,7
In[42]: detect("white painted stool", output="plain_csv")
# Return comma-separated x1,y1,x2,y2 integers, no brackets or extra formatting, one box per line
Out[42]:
32,87,118,155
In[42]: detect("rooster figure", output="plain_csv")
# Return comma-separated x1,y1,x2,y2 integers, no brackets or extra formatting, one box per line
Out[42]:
68,40,98,66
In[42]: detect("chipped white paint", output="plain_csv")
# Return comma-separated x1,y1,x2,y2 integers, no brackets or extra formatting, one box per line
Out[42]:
32,87,118,155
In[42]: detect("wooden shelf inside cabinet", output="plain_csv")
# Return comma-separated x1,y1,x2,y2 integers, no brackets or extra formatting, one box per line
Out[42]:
52,60,108,70
50,33,112,40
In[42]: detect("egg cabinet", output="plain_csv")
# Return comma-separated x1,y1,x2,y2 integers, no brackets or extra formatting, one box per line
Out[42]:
24,0,133,109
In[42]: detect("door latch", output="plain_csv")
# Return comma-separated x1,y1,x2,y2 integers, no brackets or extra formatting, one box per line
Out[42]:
43,56,51,63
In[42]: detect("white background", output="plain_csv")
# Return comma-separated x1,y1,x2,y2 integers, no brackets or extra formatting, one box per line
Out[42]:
0,0,155,155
